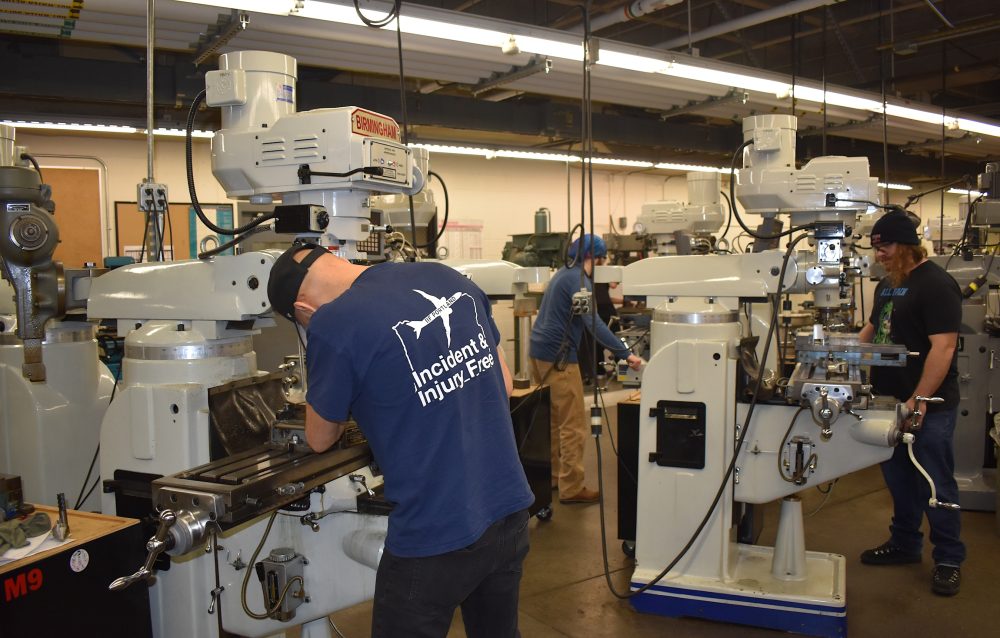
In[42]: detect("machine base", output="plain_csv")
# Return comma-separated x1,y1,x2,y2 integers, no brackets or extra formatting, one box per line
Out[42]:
957,468,996,512
631,545,847,638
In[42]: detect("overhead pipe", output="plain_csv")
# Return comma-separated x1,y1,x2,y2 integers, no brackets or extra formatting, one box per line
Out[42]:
576,0,682,34
657,0,844,49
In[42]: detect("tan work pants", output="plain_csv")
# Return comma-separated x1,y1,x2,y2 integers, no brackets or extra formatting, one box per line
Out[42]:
530,358,586,498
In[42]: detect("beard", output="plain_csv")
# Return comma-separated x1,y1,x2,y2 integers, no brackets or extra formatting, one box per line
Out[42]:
883,249,918,287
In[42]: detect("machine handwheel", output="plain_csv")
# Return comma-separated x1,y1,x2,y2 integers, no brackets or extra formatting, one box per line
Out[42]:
622,540,635,558
535,506,553,521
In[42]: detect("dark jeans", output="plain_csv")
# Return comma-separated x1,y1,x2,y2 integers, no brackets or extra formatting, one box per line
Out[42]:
371,509,530,638
881,408,965,566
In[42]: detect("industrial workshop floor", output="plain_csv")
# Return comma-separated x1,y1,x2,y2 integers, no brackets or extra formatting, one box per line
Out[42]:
326,386,1000,638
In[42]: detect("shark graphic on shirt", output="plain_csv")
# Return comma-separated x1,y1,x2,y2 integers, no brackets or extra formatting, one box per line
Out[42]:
401,289,462,346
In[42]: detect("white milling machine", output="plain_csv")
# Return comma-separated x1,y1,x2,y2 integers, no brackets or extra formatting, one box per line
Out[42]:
0,124,116,513
602,115,954,637
93,50,426,638
633,171,726,255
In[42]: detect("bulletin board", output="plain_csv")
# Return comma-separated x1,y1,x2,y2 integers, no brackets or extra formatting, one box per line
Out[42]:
45,167,103,268
114,202,235,261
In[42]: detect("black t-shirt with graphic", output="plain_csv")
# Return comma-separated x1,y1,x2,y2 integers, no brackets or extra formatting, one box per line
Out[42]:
868,260,961,410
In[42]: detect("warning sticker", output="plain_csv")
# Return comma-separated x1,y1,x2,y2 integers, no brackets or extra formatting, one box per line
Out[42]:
276,83,294,104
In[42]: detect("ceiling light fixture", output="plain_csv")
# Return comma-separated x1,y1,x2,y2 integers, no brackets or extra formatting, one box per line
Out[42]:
410,143,713,171
2,120,215,138
104,1,1000,139
878,182,913,191
176,0,298,16
655,162,728,173
947,188,984,197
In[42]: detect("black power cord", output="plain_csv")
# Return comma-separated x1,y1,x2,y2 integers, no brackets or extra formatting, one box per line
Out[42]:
198,223,274,259
185,89,276,239
19,153,42,178
73,373,121,510
353,0,400,27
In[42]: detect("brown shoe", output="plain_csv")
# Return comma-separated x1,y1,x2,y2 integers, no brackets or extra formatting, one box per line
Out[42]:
560,487,600,504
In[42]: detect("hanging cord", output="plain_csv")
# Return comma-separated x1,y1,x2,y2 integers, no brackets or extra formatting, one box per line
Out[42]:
185,90,276,237
73,373,121,510
878,2,890,205
720,189,734,245
241,511,305,620
165,203,174,260
353,0,400,27
19,153,43,178
353,1,442,255
596,230,813,599
901,176,970,209
198,223,274,259
805,479,839,518
413,170,451,249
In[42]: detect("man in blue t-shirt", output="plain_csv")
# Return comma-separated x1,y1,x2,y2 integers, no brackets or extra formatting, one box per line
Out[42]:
530,234,642,504
267,242,534,637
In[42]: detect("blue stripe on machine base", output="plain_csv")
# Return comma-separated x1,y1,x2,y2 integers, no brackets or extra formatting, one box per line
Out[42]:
632,581,846,614
630,584,847,638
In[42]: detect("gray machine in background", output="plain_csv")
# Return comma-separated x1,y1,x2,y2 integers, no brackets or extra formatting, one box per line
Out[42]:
933,256,1000,511
927,162,1000,511
502,206,568,268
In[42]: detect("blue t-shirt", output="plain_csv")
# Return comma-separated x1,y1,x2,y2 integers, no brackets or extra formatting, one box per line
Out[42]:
306,261,534,557
530,264,631,364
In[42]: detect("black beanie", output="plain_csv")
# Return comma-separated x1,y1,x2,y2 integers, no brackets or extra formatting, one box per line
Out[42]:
267,242,329,322
870,212,920,246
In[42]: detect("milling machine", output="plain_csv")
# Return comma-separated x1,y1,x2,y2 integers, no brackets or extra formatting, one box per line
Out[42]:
204,50,424,261
632,171,726,255
600,115,952,637
0,124,116,511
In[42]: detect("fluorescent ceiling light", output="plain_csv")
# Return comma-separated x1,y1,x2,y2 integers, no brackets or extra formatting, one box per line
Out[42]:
516,36,583,62
947,188,984,197
412,143,714,171
878,182,912,191
884,104,956,128
176,0,298,15
589,158,654,168
792,86,885,113
178,0,1000,137
597,50,669,74
956,118,1000,138
4,121,139,134
2,121,214,138
663,62,789,95
151,128,215,138
655,162,727,173
409,143,493,157
493,149,578,162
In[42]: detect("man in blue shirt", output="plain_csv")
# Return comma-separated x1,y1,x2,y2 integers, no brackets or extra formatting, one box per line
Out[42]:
529,234,642,504
267,242,535,637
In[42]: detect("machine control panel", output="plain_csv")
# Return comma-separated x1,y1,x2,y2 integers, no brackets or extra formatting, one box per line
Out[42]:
363,139,410,186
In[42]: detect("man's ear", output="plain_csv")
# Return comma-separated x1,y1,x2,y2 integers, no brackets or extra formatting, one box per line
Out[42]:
293,299,316,317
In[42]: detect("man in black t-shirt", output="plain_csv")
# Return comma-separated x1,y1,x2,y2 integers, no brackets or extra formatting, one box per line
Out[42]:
858,211,965,597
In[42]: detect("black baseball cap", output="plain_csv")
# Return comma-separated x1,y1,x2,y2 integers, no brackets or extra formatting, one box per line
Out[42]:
267,241,329,322
870,211,920,247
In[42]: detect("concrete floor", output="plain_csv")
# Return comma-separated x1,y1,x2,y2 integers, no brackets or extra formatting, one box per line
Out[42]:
327,387,1000,638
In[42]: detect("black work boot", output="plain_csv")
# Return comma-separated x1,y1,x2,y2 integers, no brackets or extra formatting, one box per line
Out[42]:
931,565,960,596
860,541,921,565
